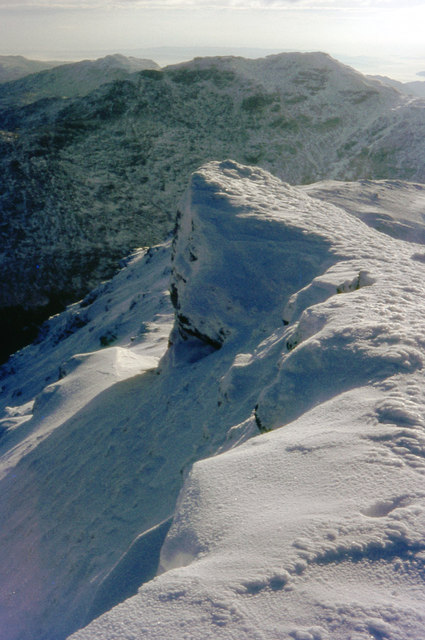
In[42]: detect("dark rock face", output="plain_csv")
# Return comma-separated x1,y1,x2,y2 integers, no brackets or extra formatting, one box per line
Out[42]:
1,51,425,362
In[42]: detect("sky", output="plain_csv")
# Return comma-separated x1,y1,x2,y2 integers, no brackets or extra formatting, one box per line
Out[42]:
1,0,425,81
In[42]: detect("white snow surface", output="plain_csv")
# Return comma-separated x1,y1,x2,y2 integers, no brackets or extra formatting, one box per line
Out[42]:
302,179,425,245
2,160,425,639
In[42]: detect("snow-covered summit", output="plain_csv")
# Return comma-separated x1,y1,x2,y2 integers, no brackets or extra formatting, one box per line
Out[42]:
170,50,395,98
2,161,425,639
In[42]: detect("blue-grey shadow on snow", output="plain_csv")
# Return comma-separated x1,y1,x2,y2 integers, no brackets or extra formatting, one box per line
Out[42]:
86,517,172,625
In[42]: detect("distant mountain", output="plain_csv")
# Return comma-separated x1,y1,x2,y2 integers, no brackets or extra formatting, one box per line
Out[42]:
404,81,425,98
369,73,425,98
1,51,425,362
0,54,159,107
0,55,64,83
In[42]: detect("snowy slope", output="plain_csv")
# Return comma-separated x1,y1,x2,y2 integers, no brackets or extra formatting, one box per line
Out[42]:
302,179,425,244
0,243,175,640
2,161,425,639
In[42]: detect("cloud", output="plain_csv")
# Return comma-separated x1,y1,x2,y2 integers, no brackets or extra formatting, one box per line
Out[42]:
0,0,96,7
1,0,423,9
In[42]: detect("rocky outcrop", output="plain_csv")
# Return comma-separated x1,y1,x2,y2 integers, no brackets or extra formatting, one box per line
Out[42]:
167,161,334,363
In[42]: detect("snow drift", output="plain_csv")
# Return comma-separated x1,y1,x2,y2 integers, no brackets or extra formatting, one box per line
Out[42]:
1,161,425,639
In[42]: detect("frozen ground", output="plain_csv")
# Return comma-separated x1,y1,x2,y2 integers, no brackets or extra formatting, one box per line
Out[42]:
1,161,425,639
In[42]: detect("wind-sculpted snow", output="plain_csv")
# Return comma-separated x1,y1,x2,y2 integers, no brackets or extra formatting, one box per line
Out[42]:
2,161,425,639
302,179,425,244
168,161,334,360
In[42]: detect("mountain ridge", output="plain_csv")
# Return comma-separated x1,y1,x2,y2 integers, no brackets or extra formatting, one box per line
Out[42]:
0,55,65,83
2,161,425,639
0,53,159,107
1,51,425,362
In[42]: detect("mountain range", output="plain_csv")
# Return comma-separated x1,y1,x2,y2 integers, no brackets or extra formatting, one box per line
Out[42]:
2,52,425,363
369,73,425,98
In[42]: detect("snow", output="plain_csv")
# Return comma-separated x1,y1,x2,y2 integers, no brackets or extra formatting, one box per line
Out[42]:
2,160,425,639
302,179,425,244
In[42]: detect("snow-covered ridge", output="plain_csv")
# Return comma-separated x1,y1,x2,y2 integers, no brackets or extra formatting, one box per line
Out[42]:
171,51,396,98
169,161,336,357
2,161,425,639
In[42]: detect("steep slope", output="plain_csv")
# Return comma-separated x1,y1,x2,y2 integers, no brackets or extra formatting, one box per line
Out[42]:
2,162,425,639
2,51,425,364
0,54,159,108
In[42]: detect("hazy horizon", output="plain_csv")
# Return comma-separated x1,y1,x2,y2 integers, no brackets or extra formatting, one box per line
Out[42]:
1,1,424,83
